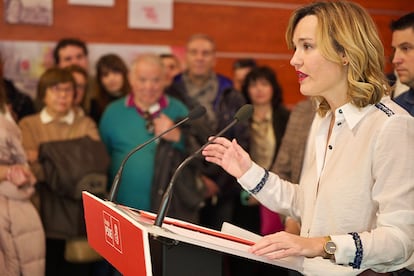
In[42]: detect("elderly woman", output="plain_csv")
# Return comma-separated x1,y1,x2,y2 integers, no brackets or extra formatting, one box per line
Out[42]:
19,67,100,276
202,1,414,275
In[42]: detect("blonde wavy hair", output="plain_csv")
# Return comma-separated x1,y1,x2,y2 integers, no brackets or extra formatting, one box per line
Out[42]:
285,1,390,116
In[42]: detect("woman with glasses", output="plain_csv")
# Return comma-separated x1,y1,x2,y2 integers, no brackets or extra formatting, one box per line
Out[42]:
19,67,100,276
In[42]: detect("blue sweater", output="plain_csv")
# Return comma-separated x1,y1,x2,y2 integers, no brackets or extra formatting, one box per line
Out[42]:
99,96,188,210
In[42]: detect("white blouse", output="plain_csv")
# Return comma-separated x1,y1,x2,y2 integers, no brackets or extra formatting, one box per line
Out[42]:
238,97,414,275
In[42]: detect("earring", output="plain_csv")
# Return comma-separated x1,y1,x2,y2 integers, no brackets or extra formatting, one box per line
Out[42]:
343,61,348,66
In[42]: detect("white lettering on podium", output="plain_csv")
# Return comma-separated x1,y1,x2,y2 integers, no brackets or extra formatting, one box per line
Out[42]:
103,211,123,253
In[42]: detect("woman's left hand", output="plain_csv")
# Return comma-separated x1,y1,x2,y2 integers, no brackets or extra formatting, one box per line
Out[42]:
202,137,252,179
249,231,326,259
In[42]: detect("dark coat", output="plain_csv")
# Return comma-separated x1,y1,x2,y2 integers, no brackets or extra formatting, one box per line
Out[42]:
150,139,204,223
166,74,250,198
3,79,35,120
38,137,110,239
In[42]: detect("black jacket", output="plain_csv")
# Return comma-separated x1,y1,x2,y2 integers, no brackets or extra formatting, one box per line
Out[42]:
3,79,35,120
150,139,204,223
166,75,250,198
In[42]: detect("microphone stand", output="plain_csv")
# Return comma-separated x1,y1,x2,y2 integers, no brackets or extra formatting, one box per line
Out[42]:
108,117,191,203
108,105,206,203
153,119,240,227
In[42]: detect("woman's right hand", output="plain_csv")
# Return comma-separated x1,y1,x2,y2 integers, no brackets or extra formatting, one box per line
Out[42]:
202,137,252,179
7,164,36,187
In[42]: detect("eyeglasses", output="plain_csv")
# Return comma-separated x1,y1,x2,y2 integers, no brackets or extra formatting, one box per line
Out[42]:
143,111,154,134
49,84,74,94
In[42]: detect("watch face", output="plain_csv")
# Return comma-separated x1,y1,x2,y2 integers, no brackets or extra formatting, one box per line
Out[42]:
325,241,337,255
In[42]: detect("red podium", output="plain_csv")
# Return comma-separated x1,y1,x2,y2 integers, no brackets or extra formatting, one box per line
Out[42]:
82,191,303,276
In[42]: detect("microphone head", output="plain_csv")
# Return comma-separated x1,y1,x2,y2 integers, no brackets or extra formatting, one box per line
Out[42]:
234,104,253,122
188,105,207,120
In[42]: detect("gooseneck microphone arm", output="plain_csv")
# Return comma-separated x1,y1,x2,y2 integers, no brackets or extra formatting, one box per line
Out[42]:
108,105,206,203
154,104,253,227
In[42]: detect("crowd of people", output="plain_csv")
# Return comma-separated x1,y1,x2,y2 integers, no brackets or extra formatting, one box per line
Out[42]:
0,2,413,276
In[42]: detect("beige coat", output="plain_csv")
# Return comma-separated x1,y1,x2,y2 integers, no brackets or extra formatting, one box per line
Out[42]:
0,184,45,276
0,114,45,276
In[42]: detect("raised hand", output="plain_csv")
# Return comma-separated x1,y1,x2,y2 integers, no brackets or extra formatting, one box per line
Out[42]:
202,137,252,179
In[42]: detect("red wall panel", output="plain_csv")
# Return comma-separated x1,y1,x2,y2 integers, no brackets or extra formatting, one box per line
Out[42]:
0,0,412,106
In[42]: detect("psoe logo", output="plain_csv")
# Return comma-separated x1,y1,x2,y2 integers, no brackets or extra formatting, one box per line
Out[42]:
103,211,123,253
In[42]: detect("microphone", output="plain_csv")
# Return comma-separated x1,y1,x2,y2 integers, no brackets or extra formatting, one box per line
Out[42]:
154,104,253,227
108,105,206,202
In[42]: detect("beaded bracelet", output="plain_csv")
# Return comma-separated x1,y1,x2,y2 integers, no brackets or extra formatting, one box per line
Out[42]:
348,232,363,269
249,169,269,195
